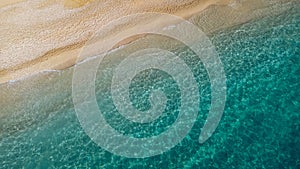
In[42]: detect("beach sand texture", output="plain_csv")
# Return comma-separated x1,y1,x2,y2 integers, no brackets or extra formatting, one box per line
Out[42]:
0,0,295,83
0,0,297,138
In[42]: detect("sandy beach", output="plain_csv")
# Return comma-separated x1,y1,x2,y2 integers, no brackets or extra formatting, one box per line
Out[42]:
0,0,295,84
0,0,299,166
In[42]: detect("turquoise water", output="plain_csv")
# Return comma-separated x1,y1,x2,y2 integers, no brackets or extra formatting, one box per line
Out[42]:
1,3,300,169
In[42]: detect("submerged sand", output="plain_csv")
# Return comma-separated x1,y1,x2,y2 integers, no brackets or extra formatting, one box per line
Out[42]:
0,0,298,137
0,0,296,83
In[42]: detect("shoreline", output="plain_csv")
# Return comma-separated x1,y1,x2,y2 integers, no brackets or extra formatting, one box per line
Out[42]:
0,0,298,138
0,0,296,84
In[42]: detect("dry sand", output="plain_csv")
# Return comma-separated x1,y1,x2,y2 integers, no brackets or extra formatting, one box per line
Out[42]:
0,0,296,83
0,0,297,136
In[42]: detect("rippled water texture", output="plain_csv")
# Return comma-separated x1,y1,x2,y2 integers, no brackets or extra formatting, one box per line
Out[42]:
0,3,299,169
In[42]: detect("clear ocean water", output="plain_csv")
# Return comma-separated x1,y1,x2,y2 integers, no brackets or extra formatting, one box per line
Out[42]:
0,3,299,169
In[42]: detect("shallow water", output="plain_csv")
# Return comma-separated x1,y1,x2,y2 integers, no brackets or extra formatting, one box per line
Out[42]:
0,2,299,169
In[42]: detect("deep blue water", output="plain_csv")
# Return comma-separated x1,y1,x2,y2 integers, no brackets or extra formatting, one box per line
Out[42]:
0,3,299,169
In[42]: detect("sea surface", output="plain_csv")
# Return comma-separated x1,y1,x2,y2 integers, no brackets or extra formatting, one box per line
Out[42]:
0,2,299,169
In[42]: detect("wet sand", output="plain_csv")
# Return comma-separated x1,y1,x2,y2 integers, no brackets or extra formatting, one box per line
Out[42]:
0,0,297,137
0,0,296,83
